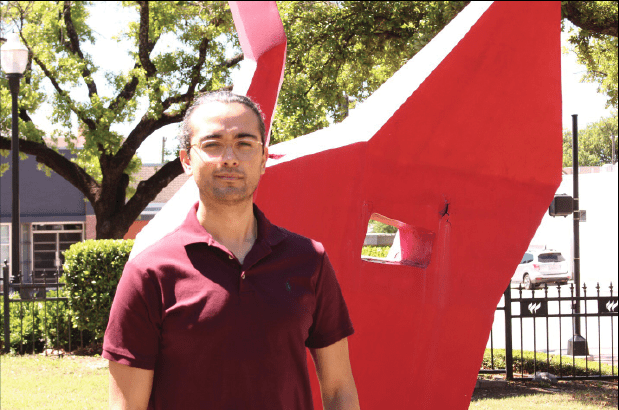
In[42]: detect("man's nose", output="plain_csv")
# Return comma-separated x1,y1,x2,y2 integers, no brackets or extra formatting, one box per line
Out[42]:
221,144,239,165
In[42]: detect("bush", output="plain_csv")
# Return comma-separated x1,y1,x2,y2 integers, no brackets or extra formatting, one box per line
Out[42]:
361,245,391,258
482,348,618,377
368,220,398,234
0,286,78,354
62,239,133,345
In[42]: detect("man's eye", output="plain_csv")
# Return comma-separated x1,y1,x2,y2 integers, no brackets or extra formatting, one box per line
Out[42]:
237,141,254,148
202,141,222,150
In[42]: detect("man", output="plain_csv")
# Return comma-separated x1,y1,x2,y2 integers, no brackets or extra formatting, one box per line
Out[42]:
103,91,360,410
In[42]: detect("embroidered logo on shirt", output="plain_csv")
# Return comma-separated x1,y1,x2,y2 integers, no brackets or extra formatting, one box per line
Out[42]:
285,280,292,292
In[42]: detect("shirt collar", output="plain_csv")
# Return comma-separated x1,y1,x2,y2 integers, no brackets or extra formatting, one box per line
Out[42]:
178,202,285,249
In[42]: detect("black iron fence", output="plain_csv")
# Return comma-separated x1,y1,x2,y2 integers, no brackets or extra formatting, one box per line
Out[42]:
0,261,88,354
482,282,618,380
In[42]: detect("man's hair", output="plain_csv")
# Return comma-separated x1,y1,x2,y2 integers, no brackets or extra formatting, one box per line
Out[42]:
178,91,266,151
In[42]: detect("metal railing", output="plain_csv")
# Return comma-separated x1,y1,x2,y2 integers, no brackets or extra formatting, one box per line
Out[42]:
1,261,82,355
482,282,618,380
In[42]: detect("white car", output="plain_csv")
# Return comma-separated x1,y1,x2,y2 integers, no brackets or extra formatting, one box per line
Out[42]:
511,248,571,290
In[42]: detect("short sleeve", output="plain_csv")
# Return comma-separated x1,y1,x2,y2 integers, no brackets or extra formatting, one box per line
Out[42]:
305,251,354,349
102,260,162,370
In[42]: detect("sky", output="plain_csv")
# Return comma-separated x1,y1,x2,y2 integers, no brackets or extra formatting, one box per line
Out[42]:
10,2,617,164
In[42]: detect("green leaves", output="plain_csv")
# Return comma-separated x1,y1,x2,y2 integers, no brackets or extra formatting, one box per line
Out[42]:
563,1,619,109
271,1,469,143
62,239,134,342
562,114,618,167
2,1,616,238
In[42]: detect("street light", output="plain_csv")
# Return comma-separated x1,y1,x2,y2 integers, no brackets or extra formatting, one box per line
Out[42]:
1,32,28,353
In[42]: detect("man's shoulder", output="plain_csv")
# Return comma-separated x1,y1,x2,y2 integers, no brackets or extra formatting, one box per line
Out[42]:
128,225,187,269
269,223,326,257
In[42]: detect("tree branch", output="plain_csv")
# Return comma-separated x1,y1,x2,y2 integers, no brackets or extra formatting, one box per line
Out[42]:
108,66,140,113
112,109,187,172
120,158,184,227
563,2,618,37
18,108,33,124
0,135,99,204
138,1,157,77
30,54,97,130
63,1,99,98
222,52,244,68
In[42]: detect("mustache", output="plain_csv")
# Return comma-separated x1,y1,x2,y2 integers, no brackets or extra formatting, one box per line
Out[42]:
214,169,245,177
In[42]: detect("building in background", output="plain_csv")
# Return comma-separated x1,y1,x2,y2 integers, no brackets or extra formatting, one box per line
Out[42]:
0,148,90,284
123,165,189,240
0,142,187,283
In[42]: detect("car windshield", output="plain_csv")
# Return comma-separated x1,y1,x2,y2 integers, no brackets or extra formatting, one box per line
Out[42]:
538,253,565,263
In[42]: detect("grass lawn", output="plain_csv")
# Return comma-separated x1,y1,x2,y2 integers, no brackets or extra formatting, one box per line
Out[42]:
1,354,108,410
1,354,616,409
470,379,617,409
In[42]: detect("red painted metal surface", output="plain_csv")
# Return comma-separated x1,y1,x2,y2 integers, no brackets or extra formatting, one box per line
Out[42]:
229,1,286,145
253,2,563,408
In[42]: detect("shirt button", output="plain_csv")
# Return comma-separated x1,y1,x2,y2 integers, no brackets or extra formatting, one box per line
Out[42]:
241,272,246,280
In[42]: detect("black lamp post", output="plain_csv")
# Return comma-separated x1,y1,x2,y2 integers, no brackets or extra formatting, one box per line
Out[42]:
567,114,588,356
1,32,28,353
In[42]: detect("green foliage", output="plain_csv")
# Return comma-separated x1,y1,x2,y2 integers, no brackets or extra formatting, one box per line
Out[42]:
576,34,618,109
563,114,618,166
1,1,237,238
368,220,398,234
272,1,469,143
361,245,391,258
0,287,79,354
2,1,617,239
62,239,133,343
563,1,619,108
482,348,618,377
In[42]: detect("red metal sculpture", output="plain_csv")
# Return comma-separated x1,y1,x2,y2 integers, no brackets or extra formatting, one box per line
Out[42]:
255,2,562,409
135,2,562,408
228,1,286,146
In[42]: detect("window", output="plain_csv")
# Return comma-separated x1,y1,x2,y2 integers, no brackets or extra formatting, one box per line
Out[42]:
520,253,534,264
0,225,9,266
362,213,434,268
538,253,565,263
32,223,83,283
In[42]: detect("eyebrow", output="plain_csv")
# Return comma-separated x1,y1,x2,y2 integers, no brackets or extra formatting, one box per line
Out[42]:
197,132,260,141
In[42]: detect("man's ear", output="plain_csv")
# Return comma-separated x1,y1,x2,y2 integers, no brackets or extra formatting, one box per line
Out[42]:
180,149,193,176
260,146,268,175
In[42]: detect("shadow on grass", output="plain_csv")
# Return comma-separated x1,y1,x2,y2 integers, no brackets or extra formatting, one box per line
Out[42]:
471,379,618,408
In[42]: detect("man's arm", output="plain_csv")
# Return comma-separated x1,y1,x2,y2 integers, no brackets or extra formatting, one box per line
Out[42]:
310,337,360,410
109,360,154,410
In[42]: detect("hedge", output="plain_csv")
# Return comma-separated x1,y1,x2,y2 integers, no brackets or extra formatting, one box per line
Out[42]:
0,287,76,353
361,245,391,258
62,239,133,344
482,348,618,377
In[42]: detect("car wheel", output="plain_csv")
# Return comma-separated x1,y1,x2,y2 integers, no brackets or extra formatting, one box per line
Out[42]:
523,274,534,290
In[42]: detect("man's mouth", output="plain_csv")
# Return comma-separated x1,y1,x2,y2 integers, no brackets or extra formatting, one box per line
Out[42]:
214,173,243,180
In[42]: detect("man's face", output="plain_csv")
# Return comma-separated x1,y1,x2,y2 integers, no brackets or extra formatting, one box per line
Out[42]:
180,102,268,206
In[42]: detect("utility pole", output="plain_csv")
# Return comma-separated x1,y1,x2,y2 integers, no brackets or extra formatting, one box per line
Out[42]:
568,114,588,356
161,136,166,164
611,132,616,165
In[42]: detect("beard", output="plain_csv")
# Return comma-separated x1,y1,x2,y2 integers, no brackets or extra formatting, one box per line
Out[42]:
210,184,256,204
202,169,261,205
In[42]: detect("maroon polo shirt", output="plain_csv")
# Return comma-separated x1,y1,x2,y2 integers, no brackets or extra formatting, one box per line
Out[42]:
103,203,354,410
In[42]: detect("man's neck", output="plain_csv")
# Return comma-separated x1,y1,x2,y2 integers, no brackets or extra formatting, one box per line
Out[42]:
196,199,257,263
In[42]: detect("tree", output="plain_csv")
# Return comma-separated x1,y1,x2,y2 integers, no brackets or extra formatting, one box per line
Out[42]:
1,1,617,239
272,1,470,143
273,1,619,142
1,1,240,238
563,114,618,167
562,1,619,109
